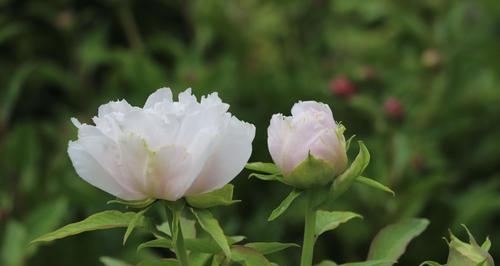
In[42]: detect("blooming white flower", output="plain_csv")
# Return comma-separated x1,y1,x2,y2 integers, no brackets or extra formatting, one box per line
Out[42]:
68,88,255,201
267,101,347,188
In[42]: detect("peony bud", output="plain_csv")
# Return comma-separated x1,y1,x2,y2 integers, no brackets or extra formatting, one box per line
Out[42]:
446,227,494,266
68,88,255,201
330,75,357,98
384,97,404,120
267,101,348,188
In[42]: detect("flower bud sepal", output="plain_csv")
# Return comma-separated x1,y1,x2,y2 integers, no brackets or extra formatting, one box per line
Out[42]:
284,153,336,189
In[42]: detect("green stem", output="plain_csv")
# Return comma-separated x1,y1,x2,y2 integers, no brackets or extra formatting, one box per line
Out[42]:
172,209,190,266
300,191,317,266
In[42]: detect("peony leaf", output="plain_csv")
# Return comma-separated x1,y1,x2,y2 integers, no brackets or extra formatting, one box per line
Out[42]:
244,242,299,255
268,189,302,221
367,218,429,266
137,259,179,266
231,245,272,266
330,141,370,200
190,209,231,258
341,261,394,266
245,162,280,174
317,261,338,266
419,261,443,266
123,207,150,245
249,173,285,183
356,176,395,196
107,198,156,209
31,210,146,244
100,256,133,266
137,238,173,251
315,211,363,238
186,184,240,209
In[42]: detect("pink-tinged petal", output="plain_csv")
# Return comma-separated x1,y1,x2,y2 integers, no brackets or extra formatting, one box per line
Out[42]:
267,114,290,173
144,87,173,109
147,145,193,201
186,115,256,195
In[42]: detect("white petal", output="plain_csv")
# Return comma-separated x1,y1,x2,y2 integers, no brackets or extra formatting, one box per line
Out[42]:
291,101,336,128
98,100,133,117
144,87,173,109
119,110,177,149
68,139,146,200
186,115,256,195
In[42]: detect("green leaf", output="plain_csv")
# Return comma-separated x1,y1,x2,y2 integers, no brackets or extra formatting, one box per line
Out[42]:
100,256,133,266
137,259,179,266
367,218,430,266
138,239,173,251
186,184,240,209
419,261,443,266
330,141,370,200
107,198,156,209
317,261,338,266
190,209,231,258
315,211,363,238
268,189,302,221
341,260,394,266
231,245,272,266
244,242,299,255
190,252,212,266
356,176,395,196
245,162,280,174
31,210,145,244
249,173,285,183
123,207,150,245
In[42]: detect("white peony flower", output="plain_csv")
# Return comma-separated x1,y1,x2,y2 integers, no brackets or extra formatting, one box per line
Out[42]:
267,101,347,188
68,88,255,201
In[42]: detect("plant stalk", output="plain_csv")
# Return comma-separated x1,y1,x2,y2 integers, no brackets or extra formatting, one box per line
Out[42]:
300,191,317,266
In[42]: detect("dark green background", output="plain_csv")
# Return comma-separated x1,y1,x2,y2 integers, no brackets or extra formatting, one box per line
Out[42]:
1,0,500,265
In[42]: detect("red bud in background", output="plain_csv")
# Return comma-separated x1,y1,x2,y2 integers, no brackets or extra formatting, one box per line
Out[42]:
384,97,404,120
330,75,356,98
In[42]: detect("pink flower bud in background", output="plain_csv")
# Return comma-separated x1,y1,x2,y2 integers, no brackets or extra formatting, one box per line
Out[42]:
330,75,357,98
267,101,348,188
68,88,255,201
384,97,404,120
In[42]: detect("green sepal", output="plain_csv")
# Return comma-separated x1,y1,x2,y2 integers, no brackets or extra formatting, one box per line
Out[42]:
137,235,246,253
356,176,395,196
245,162,280,174
186,184,240,209
330,141,370,200
268,189,302,221
107,198,156,209
285,153,336,189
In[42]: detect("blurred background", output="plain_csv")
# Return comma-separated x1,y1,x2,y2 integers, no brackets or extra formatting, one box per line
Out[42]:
1,0,500,265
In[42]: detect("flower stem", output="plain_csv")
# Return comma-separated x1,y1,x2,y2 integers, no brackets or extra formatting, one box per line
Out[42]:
172,209,190,266
300,191,317,266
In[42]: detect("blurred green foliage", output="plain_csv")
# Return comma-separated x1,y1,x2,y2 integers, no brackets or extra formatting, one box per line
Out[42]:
1,0,500,265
